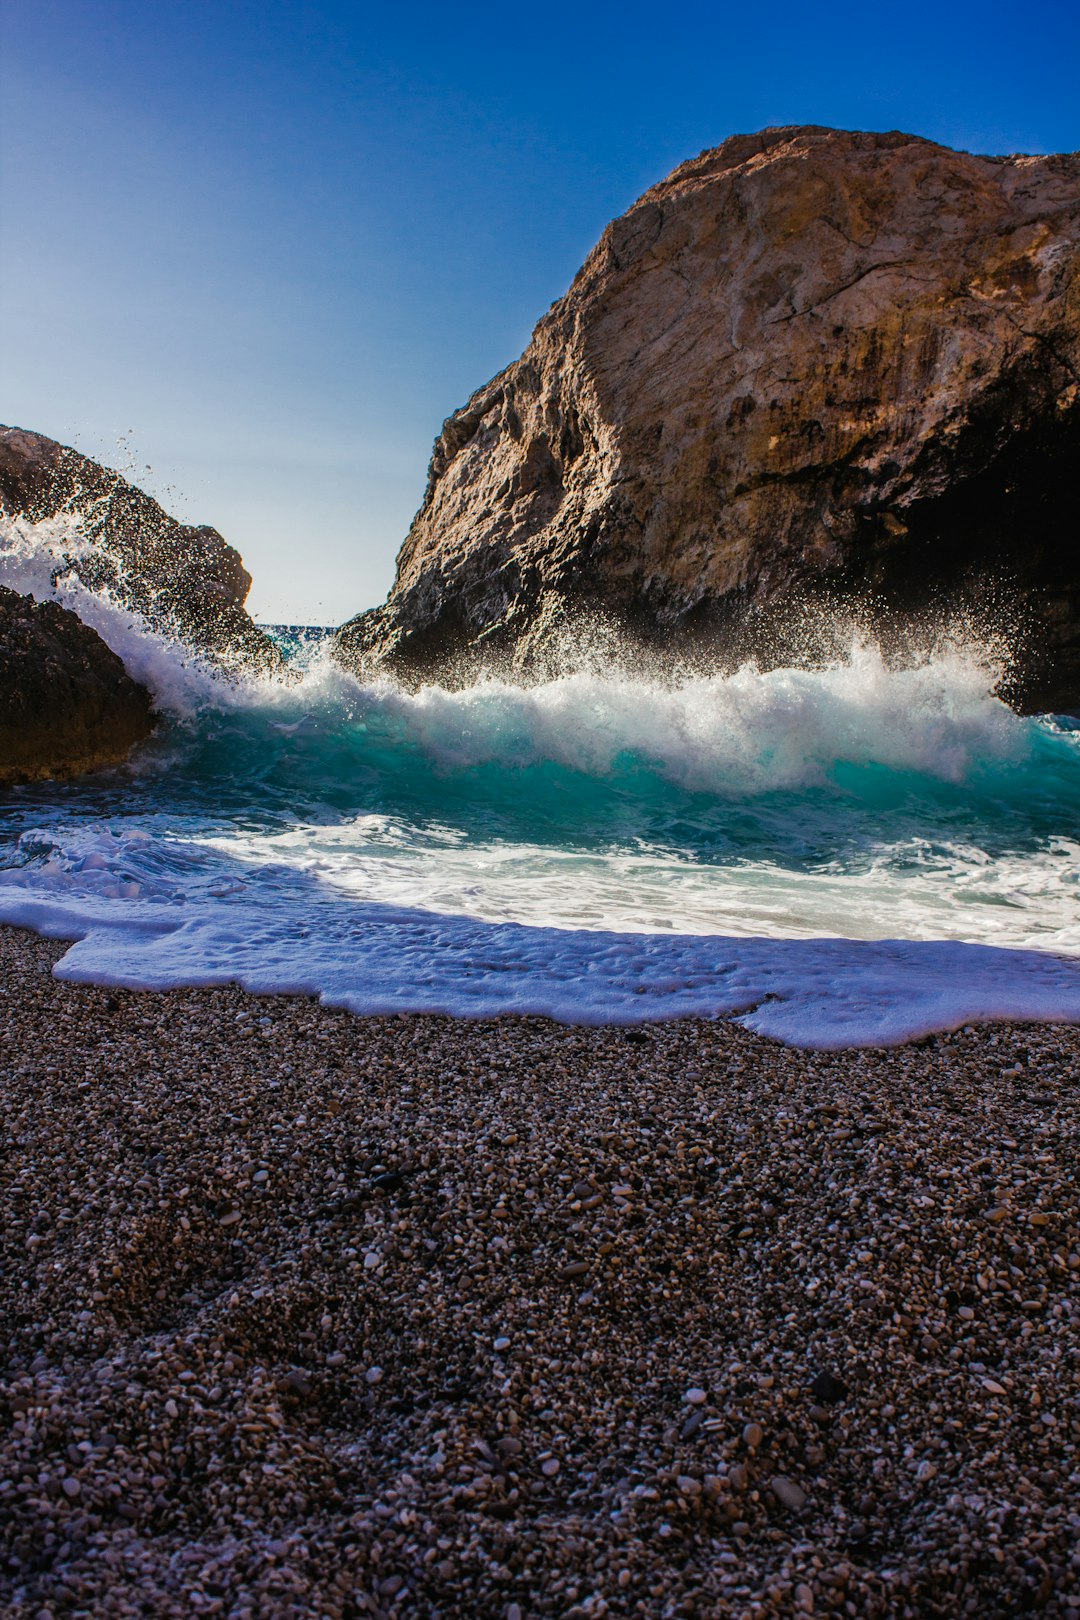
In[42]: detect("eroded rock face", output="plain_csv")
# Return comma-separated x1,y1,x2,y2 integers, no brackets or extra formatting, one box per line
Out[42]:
0,427,282,674
0,586,154,784
334,126,1080,710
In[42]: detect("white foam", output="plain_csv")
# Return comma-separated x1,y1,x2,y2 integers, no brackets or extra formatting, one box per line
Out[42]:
1,515,1027,780
2,880,1080,1048
4,510,1080,1047
179,817,1080,952
349,644,1024,794
0,513,261,719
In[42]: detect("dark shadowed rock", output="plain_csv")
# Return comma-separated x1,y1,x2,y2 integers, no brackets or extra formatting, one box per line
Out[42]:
0,426,283,674
810,1368,849,1405
0,585,154,784
334,127,1080,711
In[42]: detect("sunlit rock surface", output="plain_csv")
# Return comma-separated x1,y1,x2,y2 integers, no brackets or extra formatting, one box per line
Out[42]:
335,126,1080,710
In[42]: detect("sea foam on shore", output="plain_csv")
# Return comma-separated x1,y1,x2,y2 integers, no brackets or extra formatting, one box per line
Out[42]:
4,513,1080,1046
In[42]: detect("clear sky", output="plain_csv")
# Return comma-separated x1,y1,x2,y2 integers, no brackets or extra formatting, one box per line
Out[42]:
3,0,1078,623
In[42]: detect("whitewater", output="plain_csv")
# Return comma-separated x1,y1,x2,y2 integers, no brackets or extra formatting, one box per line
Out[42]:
4,516,1080,1047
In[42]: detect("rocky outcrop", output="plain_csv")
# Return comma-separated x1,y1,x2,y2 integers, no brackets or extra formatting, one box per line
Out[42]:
0,427,282,674
334,126,1080,710
0,586,154,784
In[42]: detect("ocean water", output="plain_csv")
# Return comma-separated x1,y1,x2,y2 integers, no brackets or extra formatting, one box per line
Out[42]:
3,515,1080,1047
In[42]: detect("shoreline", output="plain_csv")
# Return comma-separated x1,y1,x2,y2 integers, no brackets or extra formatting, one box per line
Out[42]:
1,922,1078,1615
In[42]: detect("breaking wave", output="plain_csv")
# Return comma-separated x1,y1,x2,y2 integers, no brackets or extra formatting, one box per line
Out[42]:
3,514,1080,1047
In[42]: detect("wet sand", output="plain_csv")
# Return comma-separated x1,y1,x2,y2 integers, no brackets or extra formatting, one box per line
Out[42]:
1,924,1078,1617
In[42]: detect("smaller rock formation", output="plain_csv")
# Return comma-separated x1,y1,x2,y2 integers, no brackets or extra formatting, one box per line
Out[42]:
0,427,282,674
0,586,155,784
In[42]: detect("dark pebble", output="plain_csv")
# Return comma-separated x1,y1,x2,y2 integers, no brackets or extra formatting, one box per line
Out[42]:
810,1368,848,1405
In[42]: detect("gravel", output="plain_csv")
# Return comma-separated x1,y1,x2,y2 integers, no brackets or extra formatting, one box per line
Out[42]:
1,924,1078,1617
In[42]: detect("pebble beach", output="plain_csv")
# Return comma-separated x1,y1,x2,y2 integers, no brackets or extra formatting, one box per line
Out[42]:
1,923,1078,1618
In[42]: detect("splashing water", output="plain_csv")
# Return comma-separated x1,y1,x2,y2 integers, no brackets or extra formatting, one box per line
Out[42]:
4,516,1080,1047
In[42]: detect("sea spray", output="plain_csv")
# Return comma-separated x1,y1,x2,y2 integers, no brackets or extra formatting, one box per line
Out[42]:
3,513,1080,1044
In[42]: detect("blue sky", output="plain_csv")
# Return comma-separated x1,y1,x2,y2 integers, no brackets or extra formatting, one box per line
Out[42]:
3,1,1078,622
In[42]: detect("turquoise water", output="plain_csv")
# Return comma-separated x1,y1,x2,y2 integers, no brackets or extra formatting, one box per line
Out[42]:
3,519,1080,1045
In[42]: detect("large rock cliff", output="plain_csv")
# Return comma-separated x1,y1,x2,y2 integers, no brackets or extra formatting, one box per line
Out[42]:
0,586,154,784
0,427,282,674
334,126,1080,710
